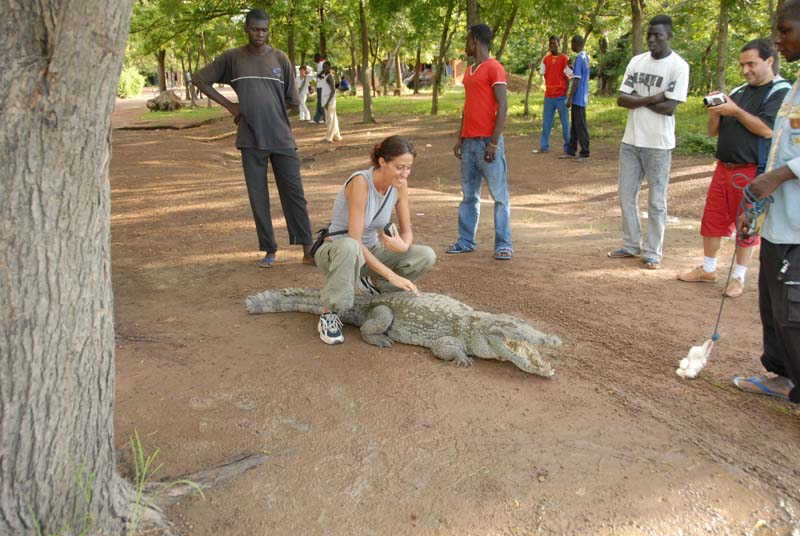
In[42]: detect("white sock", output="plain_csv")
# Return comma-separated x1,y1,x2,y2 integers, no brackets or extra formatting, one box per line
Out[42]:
703,256,717,273
732,264,747,282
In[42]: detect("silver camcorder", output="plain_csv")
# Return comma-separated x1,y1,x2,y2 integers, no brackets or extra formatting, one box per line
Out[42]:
703,93,727,107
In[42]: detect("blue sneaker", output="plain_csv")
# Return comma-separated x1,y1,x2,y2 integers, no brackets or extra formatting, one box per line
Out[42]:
318,312,344,344
445,242,474,254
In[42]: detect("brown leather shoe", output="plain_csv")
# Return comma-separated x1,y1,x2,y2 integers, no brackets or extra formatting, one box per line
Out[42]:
724,277,744,297
677,266,717,282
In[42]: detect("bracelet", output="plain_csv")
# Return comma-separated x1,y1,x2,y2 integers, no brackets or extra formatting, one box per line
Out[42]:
488,141,498,148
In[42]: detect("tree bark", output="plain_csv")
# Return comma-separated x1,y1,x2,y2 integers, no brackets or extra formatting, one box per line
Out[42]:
630,0,644,56
413,46,421,94
467,0,480,29
495,3,518,61
714,0,732,91
318,2,327,58
0,0,136,532
200,31,212,108
287,1,297,68
432,0,455,115
359,0,375,123
157,49,167,91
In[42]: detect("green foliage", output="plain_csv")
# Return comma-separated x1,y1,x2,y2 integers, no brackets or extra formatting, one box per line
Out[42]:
118,66,146,99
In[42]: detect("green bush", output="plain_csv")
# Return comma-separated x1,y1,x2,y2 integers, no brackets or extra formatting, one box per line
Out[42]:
117,66,145,99
677,133,717,155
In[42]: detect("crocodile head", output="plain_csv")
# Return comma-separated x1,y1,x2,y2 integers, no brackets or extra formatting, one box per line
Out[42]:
477,314,560,377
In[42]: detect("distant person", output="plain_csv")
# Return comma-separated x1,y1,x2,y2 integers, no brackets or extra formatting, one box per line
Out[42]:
338,75,351,94
447,24,512,261
607,14,690,270
677,39,790,297
314,136,436,345
320,62,342,143
560,35,590,161
296,65,312,121
532,36,570,155
313,53,326,124
192,9,314,267
732,0,800,404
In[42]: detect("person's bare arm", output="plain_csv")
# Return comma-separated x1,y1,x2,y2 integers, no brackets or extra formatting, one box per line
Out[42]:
346,177,418,293
191,74,240,123
379,183,412,253
484,84,507,162
708,98,773,138
617,90,665,109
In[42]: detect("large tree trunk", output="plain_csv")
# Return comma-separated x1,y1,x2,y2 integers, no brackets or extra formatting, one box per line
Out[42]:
413,46,422,94
348,23,358,86
0,0,136,532
200,31,212,108
359,0,375,123
631,0,644,56
714,0,732,91
432,0,455,115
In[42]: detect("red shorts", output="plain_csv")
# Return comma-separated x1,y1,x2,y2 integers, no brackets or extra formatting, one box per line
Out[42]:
700,161,760,247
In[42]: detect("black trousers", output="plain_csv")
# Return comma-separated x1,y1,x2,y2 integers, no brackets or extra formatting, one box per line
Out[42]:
566,104,590,157
240,148,313,253
758,238,800,403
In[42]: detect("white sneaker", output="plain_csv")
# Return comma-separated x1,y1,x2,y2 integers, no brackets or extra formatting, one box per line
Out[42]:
318,312,344,344
357,276,382,295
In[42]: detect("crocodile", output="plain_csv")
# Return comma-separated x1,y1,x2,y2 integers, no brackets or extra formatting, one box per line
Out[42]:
245,288,560,377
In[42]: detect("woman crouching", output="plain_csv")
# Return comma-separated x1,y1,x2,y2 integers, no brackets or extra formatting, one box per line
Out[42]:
314,135,436,344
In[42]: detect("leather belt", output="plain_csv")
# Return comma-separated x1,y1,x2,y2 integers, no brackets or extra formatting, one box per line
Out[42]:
719,162,754,170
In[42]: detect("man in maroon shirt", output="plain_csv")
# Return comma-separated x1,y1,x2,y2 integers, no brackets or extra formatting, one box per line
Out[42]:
192,9,314,268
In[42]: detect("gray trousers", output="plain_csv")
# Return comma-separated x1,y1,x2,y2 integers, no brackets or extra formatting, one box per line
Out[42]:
617,143,673,261
315,237,436,312
240,148,313,253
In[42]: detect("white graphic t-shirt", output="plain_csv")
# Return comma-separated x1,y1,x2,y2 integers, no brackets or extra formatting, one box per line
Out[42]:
619,51,690,150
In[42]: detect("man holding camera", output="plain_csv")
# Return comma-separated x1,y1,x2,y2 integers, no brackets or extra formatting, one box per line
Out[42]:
677,39,790,297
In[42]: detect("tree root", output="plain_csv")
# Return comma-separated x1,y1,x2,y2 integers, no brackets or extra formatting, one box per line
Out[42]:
133,453,267,535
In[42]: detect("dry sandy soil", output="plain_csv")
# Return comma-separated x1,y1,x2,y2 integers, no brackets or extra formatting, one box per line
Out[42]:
110,92,799,535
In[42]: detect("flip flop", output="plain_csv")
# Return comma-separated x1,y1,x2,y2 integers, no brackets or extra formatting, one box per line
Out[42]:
607,248,636,258
494,247,513,260
643,258,661,270
257,253,276,268
732,375,790,400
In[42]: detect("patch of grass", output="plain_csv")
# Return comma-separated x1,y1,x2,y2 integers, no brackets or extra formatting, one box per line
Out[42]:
138,106,226,122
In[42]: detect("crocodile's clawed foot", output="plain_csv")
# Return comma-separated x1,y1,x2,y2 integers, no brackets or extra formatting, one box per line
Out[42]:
362,334,393,348
454,355,474,367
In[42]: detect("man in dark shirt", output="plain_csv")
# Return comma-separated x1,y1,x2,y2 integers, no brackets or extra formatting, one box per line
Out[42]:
192,9,314,267
677,38,790,296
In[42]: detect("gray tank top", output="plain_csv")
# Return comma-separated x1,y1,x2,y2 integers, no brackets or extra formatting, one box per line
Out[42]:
328,167,396,248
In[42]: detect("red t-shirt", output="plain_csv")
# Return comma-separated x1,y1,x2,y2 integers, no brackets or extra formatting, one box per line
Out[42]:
542,53,569,98
461,58,507,138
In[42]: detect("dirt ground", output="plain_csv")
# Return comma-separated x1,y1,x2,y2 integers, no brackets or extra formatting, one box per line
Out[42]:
110,92,799,535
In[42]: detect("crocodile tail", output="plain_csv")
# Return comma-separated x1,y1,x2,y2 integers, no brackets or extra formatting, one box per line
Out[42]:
245,287,325,315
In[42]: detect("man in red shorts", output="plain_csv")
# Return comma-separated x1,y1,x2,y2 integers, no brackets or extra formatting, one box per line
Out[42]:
677,38,790,297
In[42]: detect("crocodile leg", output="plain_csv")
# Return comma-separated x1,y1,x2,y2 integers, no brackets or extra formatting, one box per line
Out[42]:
360,305,394,347
431,337,473,367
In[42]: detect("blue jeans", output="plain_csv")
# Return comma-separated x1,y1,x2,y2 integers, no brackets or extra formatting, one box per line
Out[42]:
617,143,672,261
455,137,512,251
540,96,569,152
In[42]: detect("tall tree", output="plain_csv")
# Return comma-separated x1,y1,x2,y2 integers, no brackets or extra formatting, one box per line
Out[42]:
714,0,733,91
431,0,456,115
467,0,480,28
1,0,138,531
630,0,644,56
359,0,375,122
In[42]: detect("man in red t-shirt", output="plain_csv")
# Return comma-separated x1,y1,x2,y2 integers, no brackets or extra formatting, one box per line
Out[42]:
447,23,512,260
533,36,570,154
